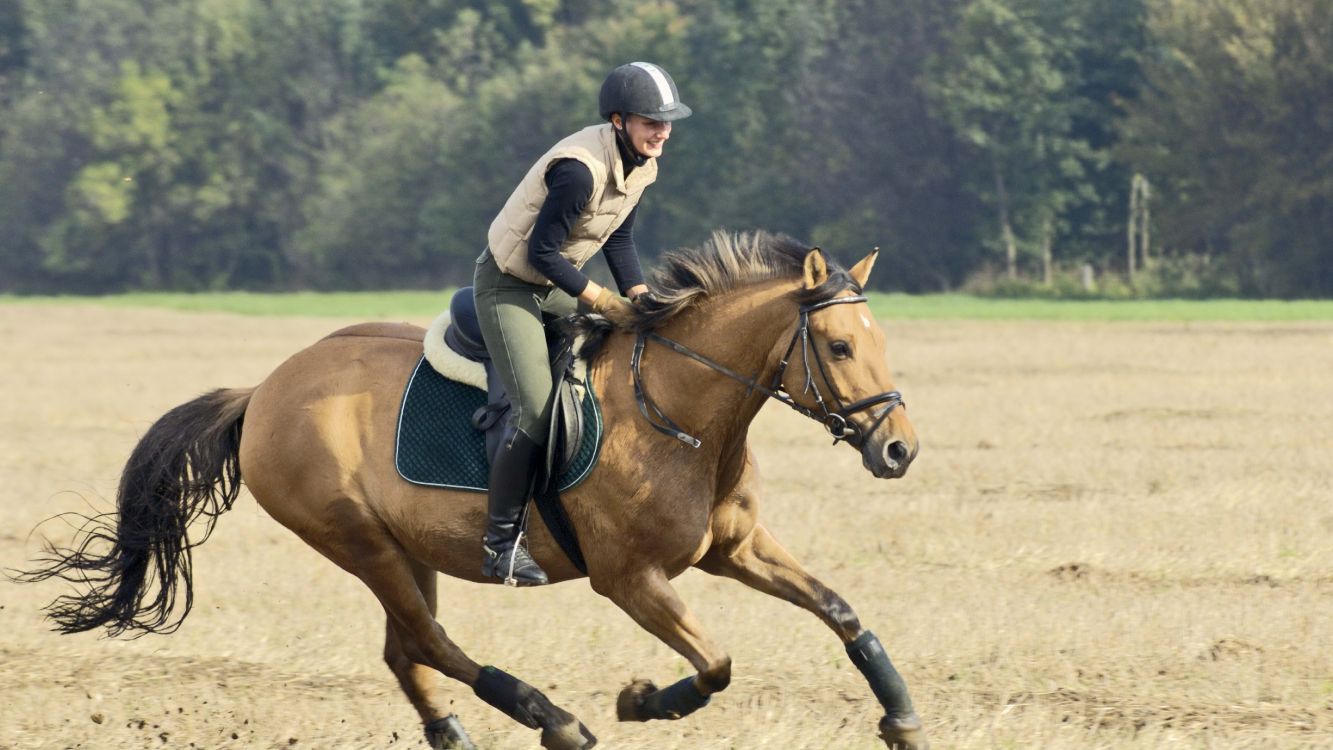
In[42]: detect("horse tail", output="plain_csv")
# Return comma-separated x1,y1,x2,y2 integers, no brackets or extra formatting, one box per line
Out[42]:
17,387,253,637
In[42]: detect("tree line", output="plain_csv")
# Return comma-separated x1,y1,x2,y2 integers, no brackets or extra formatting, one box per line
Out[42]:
1,0,1329,297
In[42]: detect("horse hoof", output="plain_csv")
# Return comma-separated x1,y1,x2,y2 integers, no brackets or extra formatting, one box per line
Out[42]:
615,678,657,722
424,714,476,750
878,713,929,750
540,718,598,749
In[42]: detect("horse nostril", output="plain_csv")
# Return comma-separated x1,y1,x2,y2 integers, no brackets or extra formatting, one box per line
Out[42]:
884,440,911,467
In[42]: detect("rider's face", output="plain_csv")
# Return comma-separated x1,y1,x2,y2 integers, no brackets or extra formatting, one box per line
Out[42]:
615,114,672,159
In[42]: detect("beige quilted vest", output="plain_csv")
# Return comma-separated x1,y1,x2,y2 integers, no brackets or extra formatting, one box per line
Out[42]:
488,124,657,286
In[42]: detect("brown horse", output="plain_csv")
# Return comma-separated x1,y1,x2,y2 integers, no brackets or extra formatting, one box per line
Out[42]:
22,232,926,749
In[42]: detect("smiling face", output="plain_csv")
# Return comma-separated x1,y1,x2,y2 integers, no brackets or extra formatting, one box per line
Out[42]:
614,113,672,159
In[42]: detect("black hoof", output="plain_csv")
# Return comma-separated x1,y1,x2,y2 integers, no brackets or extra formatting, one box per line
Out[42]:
879,713,929,750
424,714,475,750
540,718,598,749
616,679,657,722
616,675,710,721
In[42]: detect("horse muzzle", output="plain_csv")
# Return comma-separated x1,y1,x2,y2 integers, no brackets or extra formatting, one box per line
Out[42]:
864,435,917,479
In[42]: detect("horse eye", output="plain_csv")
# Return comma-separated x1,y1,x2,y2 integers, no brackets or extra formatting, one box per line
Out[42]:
829,340,852,359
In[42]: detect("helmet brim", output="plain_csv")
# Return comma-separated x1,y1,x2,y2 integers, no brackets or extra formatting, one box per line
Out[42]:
633,102,693,122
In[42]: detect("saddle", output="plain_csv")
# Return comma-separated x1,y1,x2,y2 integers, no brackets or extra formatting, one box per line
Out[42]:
442,286,587,486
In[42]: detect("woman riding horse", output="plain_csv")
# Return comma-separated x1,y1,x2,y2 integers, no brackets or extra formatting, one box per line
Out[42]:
20,232,929,750
475,62,690,585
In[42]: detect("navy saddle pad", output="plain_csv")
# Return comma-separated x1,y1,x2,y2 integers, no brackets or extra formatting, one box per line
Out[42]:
394,357,603,492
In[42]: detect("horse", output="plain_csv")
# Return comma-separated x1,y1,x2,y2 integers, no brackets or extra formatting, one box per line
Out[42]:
20,231,927,750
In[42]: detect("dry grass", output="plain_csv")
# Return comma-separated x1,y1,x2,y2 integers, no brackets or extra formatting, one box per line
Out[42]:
1,304,1329,749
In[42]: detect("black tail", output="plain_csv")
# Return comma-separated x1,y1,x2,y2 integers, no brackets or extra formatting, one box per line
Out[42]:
15,388,253,637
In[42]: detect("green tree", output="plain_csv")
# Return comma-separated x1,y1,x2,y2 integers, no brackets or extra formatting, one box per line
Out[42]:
1061,0,1147,268
1120,0,1333,296
926,0,1102,282
0,0,25,107
0,0,155,291
295,56,467,288
0,0,381,291
49,63,184,287
4,0,1324,297
795,0,984,291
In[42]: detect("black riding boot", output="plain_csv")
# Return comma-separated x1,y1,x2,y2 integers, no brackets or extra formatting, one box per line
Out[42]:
481,427,549,586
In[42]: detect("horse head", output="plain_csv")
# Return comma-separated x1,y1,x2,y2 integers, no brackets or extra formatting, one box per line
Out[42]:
775,248,918,479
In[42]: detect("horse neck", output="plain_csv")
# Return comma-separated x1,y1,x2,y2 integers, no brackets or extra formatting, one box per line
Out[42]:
637,279,800,449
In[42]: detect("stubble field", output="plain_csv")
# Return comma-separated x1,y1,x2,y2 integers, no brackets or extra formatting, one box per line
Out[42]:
1,303,1329,749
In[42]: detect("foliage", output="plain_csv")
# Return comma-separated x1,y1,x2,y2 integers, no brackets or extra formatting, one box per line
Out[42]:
1119,0,1333,296
925,0,1139,280
800,0,985,292
0,0,1327,297
964,254,1243,300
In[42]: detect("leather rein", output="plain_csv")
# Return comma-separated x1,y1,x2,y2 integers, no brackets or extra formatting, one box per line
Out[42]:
631,295,905,449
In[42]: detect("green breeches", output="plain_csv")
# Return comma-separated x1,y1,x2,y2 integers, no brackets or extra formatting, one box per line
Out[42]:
472,251,578,445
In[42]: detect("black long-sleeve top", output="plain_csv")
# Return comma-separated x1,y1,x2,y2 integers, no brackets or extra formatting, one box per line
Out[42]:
526,158,646,297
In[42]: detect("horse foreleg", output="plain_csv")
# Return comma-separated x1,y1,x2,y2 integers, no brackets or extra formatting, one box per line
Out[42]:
696,523,929,750
594,569,731,722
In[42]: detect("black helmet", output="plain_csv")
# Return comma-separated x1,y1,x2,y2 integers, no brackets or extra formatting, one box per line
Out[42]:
598,62,692,122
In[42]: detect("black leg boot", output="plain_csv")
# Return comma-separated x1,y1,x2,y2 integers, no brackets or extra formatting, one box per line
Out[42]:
481,427,549,586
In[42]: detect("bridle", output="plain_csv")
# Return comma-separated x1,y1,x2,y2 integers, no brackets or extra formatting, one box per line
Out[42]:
631,294,905,449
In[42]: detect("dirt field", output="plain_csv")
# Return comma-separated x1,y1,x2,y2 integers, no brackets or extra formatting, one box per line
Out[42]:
1,304,1329,750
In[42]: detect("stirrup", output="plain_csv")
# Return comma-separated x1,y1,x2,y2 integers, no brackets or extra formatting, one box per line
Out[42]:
483,533,549,587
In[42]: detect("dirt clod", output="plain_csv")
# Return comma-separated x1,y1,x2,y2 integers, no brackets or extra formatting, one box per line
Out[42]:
1049,562,1091,581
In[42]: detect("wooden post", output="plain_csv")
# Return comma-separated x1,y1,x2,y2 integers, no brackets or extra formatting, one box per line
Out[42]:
992,150,1017,280
1127,174,1140,283
1139,177,1151,268
1041,216,1053,286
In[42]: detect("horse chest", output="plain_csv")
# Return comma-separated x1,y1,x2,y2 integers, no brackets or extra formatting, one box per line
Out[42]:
600,481,715,566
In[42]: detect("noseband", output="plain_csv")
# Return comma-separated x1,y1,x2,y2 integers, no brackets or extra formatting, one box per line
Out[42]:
631,295,905,449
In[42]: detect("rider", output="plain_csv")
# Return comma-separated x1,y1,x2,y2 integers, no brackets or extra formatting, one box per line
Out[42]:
473,62,692,585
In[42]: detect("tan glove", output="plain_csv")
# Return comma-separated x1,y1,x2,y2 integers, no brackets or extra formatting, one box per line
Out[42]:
591,286,636,327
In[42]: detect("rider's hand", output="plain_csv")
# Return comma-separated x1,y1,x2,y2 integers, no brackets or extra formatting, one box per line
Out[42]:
631,290,661,309
591,286,637,327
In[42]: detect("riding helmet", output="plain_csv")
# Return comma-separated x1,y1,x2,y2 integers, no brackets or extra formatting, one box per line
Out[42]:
598,62,693,122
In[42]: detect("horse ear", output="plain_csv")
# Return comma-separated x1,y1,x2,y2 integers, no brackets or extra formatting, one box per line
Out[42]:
802,248,829,289
848,248,879,288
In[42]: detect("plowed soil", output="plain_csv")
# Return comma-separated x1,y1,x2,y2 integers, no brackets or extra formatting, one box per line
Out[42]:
2,305,1329,749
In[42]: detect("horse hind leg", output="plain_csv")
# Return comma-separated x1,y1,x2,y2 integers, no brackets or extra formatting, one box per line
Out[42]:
386,621,474,749
383,559,475,749
342,521,596,749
